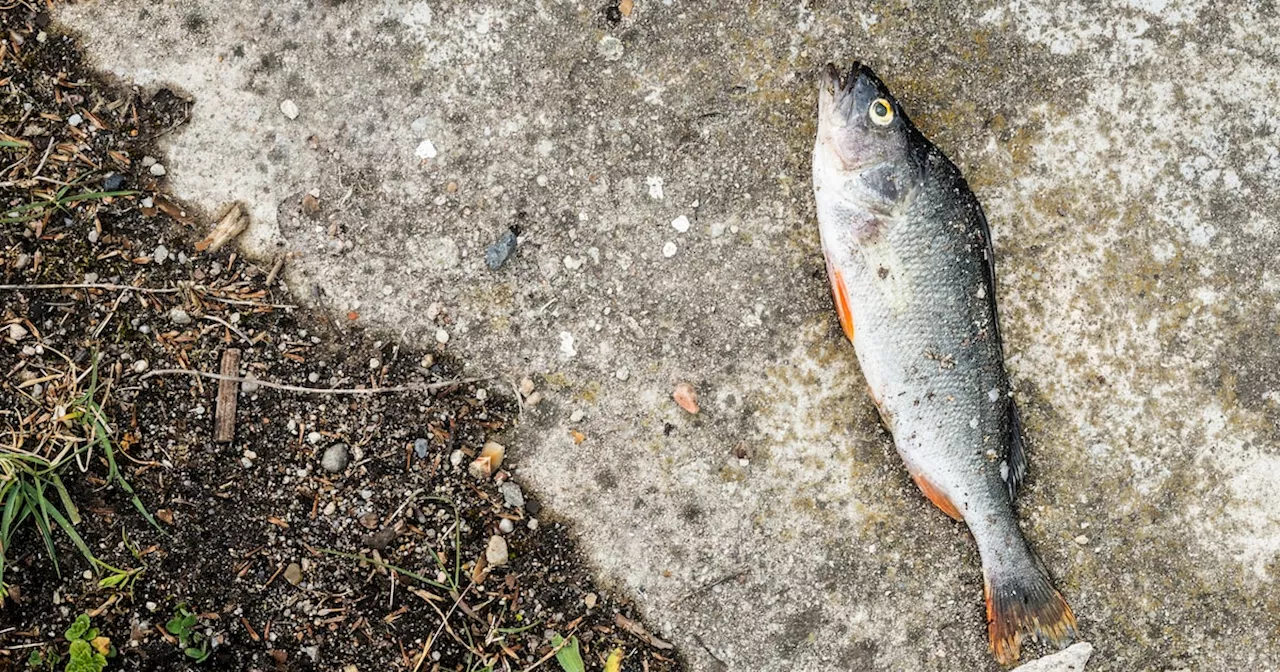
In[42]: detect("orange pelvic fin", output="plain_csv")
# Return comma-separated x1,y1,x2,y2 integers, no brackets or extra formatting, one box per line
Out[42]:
984,568,1078,665
909,472,962,521
823,253,856,343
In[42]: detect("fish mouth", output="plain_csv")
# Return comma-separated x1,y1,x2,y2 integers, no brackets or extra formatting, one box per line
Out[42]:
819,61,877,123
822,61,871,94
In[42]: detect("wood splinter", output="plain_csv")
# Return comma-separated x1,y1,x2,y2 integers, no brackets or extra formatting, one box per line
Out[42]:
215,348,241,444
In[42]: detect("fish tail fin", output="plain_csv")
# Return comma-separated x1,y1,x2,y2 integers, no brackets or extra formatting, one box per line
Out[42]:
984,561,1077,665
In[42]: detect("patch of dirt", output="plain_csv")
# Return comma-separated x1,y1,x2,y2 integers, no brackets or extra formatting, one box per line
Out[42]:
0,5,683,671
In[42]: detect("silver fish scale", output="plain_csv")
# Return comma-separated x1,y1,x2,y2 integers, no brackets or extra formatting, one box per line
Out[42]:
826,164,1025,558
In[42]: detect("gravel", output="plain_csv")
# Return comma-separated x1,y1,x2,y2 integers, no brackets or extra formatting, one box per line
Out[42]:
168,307,192,325
500,482,525,509
484,229,518,270
321,443,350,473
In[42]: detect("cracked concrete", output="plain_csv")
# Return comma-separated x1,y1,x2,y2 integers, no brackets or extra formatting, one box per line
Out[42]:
59,1,1280,670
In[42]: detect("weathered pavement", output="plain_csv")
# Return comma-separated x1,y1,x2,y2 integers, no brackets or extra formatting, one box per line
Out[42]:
60,1,1280,670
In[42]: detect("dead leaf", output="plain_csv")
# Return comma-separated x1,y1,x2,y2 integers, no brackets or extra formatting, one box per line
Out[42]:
155,509,174,525
619,0,634,16
605,648,624,672
570,430,586,444
91,637,111,655
195,202,248,252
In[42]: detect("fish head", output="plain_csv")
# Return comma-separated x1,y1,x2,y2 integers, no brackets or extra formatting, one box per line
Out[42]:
815,62,920,211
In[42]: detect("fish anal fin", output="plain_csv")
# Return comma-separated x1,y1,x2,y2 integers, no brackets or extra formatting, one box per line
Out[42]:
823,253,856,343
909,472,962,521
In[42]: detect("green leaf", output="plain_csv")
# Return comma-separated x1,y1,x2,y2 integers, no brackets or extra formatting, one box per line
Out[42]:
184,646,210,662
64,639,107,672
64,614,91,641
551,634,585,672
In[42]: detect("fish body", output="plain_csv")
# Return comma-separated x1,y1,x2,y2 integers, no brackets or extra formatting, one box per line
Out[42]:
812,62,1076,664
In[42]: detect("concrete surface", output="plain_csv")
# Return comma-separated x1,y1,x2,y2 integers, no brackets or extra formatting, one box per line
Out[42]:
59,1,1280,670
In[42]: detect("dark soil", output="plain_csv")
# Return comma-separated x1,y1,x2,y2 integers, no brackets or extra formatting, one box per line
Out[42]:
0,5,683,671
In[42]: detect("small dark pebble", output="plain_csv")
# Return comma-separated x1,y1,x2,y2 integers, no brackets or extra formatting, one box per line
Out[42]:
363,526,399,550
603,5,622,24
484,229,518,270
524,498,542,516
103,173,125,191
413,438,429,459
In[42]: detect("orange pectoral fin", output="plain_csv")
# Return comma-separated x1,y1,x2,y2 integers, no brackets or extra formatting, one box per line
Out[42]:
909,472,963,521
823,254,856,343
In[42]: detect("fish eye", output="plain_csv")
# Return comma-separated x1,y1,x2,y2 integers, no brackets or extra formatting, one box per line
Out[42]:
869,98,894,126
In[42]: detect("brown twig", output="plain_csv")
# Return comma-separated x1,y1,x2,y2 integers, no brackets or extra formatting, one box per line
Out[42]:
140,369,486,395
0,283,180,293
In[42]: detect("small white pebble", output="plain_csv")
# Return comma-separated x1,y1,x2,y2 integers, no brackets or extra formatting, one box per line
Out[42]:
527,518,539,530
146,601,157,612
671,215,690,233
563,256,583,270
662,241,677,258
450,450,464,467
570,409,585,423
615,368,630,381
132,359,148,373
280,99,299,120
240,457,254,469
476,388,488,401
307,431,322,444
308,372,320,383
369,358,381,370
67,113,83,127
415,139,438,159
149,163,166,177
1075,535,1090,545
498,518,514,533
435,328,449,344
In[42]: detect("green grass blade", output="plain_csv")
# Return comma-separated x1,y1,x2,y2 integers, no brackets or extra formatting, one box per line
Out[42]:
18,485,59,576
0,139,30,149
57,190,137,205
1,483,21,542
50,473,81,525
84,399,164,534
41,502,98,570
315,548,451,591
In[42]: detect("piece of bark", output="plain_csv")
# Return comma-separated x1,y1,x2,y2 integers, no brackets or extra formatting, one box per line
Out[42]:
215,348,241,443
195,202,247,252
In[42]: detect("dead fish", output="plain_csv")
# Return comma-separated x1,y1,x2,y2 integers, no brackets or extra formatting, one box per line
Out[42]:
812,61,1076,665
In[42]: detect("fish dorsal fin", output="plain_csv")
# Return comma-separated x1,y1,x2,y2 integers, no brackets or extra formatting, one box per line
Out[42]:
1003,399,1029,498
